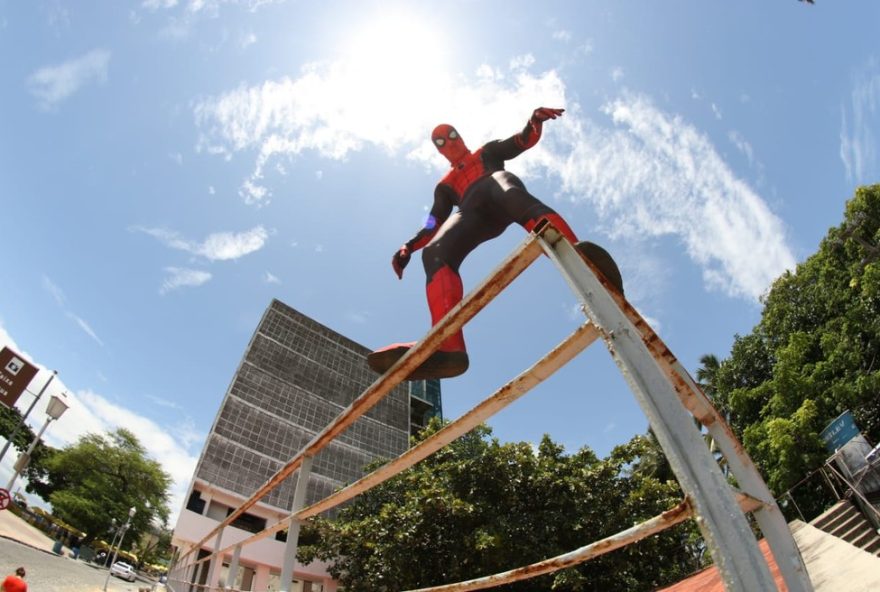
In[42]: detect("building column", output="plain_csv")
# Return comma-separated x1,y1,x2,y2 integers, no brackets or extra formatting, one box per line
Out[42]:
253,564,271,592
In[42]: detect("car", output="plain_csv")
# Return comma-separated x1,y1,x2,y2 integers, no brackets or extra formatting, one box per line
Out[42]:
110,561,137,582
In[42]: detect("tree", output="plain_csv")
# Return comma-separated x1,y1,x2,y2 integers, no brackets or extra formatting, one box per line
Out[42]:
700,184,880,518
299,422,701,592
133,525,174,569
1,403,57,497
37,428,172,547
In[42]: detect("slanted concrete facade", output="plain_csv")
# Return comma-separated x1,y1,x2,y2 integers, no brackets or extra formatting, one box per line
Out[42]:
172,299,441,591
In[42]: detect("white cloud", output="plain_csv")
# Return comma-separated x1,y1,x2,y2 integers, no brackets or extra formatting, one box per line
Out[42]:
550,92,795,300
135,225,269,261
728,130,755,167
611,67,624,83
195,59,568,204
160,267,212,295
193,59,794,301
27,49,111,109
143,0,280,12
840,57,880,184
0,325,200,523
239,31,257,49
346,311,368,324
43,275,104,346
552,30,572,43
67,313,104,347
510,54,536,71
42,275,66,306
141,0,282,40
264,271,281,284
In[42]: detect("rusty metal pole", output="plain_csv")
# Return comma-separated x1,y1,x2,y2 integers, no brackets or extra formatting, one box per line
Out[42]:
539,228,780,592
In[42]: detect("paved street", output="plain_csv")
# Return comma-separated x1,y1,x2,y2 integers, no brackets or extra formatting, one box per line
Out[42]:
0,510,162,592
0,536,158,592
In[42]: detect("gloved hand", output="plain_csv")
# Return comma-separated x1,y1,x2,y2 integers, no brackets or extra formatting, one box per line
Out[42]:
392,245,411,279
531,107,565,123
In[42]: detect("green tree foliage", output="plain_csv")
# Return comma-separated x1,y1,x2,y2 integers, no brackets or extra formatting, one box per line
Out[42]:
0,404,33,450
1,403,57,496
299,422,701,592
700,184,880,516
38,428,172,547
133,525,174,568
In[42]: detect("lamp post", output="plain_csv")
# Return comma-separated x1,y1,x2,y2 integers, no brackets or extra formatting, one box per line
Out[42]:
103,506,136,591
5,392,69,492
0,370,57,465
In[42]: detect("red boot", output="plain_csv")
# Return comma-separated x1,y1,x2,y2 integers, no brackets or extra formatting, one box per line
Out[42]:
368,266,469,380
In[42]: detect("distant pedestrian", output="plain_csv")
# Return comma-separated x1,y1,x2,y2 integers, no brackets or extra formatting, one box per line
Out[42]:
1,567,27,592
70,535,81,560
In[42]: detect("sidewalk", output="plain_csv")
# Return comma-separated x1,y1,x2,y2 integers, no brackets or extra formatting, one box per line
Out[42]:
0,507,61,554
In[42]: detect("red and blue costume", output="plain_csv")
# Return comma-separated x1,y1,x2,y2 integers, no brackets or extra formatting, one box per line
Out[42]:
369,108,621,380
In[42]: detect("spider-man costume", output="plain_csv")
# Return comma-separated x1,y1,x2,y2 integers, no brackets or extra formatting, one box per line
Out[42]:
368,107,623,380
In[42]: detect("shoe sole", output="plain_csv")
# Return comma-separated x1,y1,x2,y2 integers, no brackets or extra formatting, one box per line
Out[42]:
367,346,469,380
575,241,624,295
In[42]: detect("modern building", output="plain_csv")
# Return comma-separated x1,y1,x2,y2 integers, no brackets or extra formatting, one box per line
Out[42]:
171,299,442,591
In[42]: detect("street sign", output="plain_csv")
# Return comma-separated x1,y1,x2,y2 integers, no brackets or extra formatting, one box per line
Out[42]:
0,347,38,409
0,488,10,511
820,410,860,452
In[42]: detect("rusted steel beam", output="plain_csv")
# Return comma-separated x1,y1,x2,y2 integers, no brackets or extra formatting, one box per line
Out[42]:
177,233,544,564
404,499,694,592
206,322,601,557
298,322,600,519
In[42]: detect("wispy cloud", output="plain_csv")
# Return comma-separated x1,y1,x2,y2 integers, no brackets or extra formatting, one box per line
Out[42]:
42,275,104,346
728,130,755,167
141,0,281,40
67,313,104,347
552,30,572,43
160,267,212,295
840,57,880,185
27,49,111,109
345,311,369,324
134,225,269,261
42,275,66,306
553,92,795,300
142,0,279,12
193,60,794,301
263,271,281,284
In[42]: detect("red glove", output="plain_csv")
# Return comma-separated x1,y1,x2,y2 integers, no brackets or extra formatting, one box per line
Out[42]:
391,245,411,279
531,107,565,123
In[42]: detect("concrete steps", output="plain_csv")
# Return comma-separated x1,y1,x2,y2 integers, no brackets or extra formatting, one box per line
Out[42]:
811,499,880,557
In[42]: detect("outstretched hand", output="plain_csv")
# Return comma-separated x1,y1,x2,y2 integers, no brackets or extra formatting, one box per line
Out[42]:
391,245,411,279
532,107,565,123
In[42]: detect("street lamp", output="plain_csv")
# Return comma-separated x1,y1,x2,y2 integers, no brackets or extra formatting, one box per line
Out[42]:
5,392,69,492
103,506,137,591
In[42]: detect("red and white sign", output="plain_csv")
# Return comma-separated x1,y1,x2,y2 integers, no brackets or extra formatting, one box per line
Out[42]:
0,347,38,409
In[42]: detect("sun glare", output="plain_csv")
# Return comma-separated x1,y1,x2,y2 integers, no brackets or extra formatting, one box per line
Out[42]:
336,11,455,143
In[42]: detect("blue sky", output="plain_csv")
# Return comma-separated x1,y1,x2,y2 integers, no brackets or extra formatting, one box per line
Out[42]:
1,1,878,522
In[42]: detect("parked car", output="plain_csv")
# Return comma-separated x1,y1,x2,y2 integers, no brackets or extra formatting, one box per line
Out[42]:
110,561,137,582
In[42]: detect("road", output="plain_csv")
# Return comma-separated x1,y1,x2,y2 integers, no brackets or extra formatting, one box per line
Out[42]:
0,537,157,592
